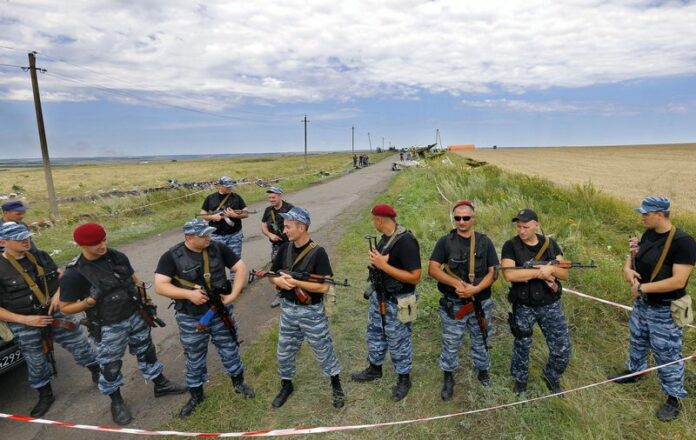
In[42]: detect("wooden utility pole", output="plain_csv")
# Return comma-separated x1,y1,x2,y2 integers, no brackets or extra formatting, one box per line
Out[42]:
28,52,59,218
368,132,372,152
303,115,309,169
382,137,384,150
351,125,354,153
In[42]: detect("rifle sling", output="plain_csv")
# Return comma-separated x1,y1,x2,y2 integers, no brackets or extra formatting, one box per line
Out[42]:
4,252,49,305
650,226,676,282
291,242,317,270
442,231,477,284
172,248,213,291
533,236,550,261
215,192,232,212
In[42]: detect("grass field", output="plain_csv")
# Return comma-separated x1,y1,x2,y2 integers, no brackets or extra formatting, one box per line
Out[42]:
458,143,696,213
0,152,390,264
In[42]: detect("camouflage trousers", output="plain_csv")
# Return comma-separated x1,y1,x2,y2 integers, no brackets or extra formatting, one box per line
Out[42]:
96,311,163,396
626,298,687,398
438,298,493,372
510,300,571,384
277,298,340,379
175,304,244,388
9,311,98,389
365,290,414,375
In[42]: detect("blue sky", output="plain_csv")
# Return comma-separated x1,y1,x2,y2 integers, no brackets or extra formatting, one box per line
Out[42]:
2,0,696,159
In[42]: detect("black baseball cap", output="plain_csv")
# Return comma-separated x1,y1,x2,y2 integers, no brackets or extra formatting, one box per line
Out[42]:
512,208,538,223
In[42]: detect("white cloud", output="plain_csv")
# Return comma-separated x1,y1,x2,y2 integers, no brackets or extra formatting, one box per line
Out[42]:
1,0,695,108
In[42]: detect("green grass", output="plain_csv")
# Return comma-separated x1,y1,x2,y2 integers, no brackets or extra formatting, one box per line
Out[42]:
165,154,696,439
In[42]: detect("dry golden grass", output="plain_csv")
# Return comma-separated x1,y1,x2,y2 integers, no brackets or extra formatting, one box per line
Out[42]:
457,143,696,212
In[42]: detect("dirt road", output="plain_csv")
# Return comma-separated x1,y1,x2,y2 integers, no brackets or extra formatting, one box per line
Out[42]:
0,156,396,439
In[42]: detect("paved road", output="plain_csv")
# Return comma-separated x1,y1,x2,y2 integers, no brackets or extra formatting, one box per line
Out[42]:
0,156,396,439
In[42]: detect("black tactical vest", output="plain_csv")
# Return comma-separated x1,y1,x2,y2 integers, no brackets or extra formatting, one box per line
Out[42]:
375,228,414,296
279,240,322,303
438,230,492,300
635,228,690,304
507,235,562,306
71,249,138,325
170,241,229,316
0,250,59,315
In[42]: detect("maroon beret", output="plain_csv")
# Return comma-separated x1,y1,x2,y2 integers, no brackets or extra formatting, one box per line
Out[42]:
73,223,106,246
453,200,475,211
371,203,397,218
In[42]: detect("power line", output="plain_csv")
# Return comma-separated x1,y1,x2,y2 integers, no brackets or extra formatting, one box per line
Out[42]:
0,63,26,69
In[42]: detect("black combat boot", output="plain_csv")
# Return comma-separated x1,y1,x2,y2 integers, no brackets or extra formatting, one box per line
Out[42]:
542,374,564,398
391,374,411,401
607,369,641,384
109,388,133,426
87,364,101,385
350,363,382,382
153,373,187,397
513,381,527,396
271,379,294,408
477,370,491,387
231,373,256,398
330,375,345,409
441,371,454,401
30,383,55,418
179,386,205,418
656,396,681,422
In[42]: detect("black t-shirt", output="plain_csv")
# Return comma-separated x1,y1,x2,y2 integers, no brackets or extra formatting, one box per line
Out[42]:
429,233,499,298
501,236,563,263
271,240,333,295
201,192,247,235
60,253,135,302
155,241,241,278
261,201,294,243
379,232,421,293
635,229,696,298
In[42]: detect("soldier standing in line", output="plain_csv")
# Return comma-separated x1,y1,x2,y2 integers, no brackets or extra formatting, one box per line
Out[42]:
351,204,421,401
1,201,37,253
60,223,186,426
260,187,294,308
428,200,499,400
0,222,99,418
154,219,255,418
609,197,696,421
500,208,571,396
267,207,345,409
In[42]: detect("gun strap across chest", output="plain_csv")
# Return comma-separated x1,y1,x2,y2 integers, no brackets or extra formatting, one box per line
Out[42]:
290,242,317,270
172,247,212,290
443,231,477,284
650,226,676,282
3,252,48,305
534,236,550,261
215,193,232,212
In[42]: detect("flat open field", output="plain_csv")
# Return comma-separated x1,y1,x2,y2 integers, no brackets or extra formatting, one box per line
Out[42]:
457,143,696,213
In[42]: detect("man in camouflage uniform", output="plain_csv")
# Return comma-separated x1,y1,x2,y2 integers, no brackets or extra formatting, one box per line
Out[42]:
428,200,499,400
500,209,570,396
154,219,255,418
260,186,293,308
199,176,248,266
267,207,345,409
351,204,421,401
0,222,99,418
609,197,696,421
60,223,185,426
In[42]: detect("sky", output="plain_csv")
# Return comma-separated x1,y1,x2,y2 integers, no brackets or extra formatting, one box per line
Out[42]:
1,0,696,159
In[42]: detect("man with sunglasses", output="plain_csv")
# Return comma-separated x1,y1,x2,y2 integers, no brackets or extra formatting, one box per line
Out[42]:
500,208,570,396
608,197,696,422
428,200,499,400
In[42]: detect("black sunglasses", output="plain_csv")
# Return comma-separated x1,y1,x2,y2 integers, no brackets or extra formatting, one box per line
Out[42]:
453,215,472,222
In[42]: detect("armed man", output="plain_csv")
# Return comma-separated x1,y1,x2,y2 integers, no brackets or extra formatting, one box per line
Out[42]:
351,204,421,401
266,206,345,409
609,197,696,422
0,222,99,418
260,186,294,308
428,200,499,400
500,208,570,396
199,176,248,271
59,223,186,426
1,201,37,253
154,219,255,418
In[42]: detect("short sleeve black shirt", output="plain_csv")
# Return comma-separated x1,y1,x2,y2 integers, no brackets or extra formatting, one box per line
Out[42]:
635,228,696,299
501,235,563,264
261,201,294,242
201,192,247,235
379,232,421,293
271,240,333,298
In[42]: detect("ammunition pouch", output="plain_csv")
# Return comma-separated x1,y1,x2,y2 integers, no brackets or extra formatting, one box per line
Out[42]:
396,293,417,324
671,294,694,328
439,296,455,319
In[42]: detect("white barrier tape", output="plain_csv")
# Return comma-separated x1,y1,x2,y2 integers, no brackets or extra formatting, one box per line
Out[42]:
563,287,696,329
1,355,692,437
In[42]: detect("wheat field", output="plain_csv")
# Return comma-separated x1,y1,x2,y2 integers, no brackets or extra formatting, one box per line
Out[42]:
457,143,696,213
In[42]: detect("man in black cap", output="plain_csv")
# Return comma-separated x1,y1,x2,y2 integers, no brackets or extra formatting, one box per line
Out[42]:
500,208,570,396
608,196,696,422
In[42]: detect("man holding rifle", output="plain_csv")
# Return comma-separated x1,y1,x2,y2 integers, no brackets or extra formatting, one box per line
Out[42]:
199,176,248,264
0,222,98,418
154,219,255,418
260,186,294,308
500,208,570,396
428,200,498,400
266,206,345,409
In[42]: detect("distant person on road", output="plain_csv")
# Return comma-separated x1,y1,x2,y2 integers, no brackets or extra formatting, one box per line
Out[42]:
199,176,248,281
500,208,570,396
353,154,358,168
154,219,255,418
428,200,499,400
609,197,696,422
59,223,186,426
0,222,99,418
267,207,345,409
261,186,294,308
351,204,421,402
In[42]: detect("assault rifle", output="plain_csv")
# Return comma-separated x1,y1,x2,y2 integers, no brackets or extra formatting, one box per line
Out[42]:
135,282,166,328
196,287,241,346
36,305,75,376
196,209,258,217
249,270,350,305
496,260,597,270
440,266,490,350
365,235,387,335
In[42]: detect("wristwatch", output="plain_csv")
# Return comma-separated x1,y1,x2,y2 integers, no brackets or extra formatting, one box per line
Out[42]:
637,283,647,301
